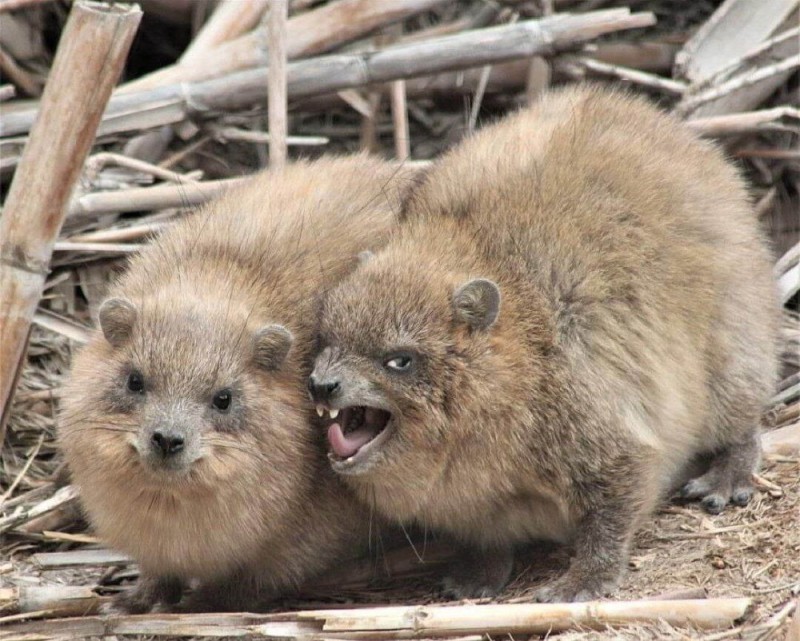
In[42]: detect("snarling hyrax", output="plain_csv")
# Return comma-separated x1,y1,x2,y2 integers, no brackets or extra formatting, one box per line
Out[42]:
309,87,780,602
60,155,414,612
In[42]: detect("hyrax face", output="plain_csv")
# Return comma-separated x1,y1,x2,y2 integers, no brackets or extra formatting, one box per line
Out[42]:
60,293,302,571
66,295,294,480
310,251,500,497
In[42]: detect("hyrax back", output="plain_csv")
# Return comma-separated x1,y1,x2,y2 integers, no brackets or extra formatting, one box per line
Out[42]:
59,155,413,612
310,87,780,602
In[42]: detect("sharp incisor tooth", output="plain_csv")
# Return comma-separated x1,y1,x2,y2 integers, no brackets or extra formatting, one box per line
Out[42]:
329,408,339,419
316,406,324,417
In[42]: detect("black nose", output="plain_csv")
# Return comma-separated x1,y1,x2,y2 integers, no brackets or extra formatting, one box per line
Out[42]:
308,375,341,403
151,430,184,457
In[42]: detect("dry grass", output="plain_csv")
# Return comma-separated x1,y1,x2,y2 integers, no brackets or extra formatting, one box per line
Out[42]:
1,0,799,638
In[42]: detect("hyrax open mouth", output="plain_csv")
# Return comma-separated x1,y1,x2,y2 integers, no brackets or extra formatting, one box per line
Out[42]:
318,405,392,463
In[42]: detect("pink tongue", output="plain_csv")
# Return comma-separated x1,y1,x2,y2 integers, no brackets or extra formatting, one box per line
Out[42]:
328,423,375,459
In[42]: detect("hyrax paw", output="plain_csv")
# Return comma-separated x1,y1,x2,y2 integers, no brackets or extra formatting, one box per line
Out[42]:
441,549,514,600
112,589,156,614
441,574,502,600
534,573,617,603
680,471,754,514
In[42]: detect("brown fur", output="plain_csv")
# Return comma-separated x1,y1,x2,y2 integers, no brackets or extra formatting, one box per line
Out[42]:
59,155,413,612
311,87,780,601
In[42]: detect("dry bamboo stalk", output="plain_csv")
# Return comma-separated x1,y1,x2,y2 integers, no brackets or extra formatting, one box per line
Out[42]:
572,56,687,95
674,0,799,83
686,106,800,136
67,177,244,220
592,40,678,72
68,221,169,244
774,381,800,407
702,27,800,88
1,9,656,139
0,1,142,446
0,586,101,618
120,0,450,94
288,39,679,114
301,599,753,635
15,501,79,534
0,485,79,534
525,57,551,104
678,55,800,119
779,264,800,305
85,152,199,185
268,0,289,168
0,0,56,10
0,434,43,504
678,27,799,118
390,79,410,160
0,483,54,511
776,240,800,277
0,44,41,97
52,242,143,254
31,548,132,570
359,91,382,153
214,126,328,146
41,531,101,545
0,598,753,637
337,89,373,117
775,403,800,428
180,0,268,65
736,148,800,160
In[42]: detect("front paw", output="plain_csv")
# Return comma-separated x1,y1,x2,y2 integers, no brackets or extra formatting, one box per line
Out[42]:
112,575,183,613
112,586,157,614
441,547,514,599
534,571,618,603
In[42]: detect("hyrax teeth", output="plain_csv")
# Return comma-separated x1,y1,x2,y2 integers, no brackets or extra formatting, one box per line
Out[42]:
329,408,339,419
316,405,324,418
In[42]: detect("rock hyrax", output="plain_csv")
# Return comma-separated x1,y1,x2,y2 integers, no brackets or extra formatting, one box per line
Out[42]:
59,155,413,612
309,87,780,602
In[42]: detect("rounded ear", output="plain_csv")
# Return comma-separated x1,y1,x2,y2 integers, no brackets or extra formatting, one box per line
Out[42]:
253,324,293,371
357,250,375,265
453,278,501,331
98,298,137,347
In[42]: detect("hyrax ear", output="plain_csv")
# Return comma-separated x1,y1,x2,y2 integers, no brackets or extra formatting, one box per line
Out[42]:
357,250,375,265
453,278,501,331
98,298,137,347
253,324,294,371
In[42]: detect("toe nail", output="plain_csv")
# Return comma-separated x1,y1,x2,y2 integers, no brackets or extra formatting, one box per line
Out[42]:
702,496,725,514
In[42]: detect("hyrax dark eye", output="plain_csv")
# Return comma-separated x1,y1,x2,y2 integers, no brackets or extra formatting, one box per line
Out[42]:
126,370,145,393
384,355,413,372
212,389,232,412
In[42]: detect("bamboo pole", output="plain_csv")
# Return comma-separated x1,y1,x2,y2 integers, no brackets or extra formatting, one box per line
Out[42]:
0,485,79,535
390,79,410,159
0,598,753,637
67,178,245,221
180,0,269,65
0,45,41,97
0,1,142,445
299,599,754,635
0,586,101,618
686,106,800,136
120,0,449,94
0,9,656,139
268,0,289,168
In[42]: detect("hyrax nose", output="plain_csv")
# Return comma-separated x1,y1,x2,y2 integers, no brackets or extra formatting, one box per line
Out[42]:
151,430,185,457
308,374,341,403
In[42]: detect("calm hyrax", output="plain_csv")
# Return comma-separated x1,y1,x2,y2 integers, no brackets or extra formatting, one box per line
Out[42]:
308,87,780,602
59,155,413,612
